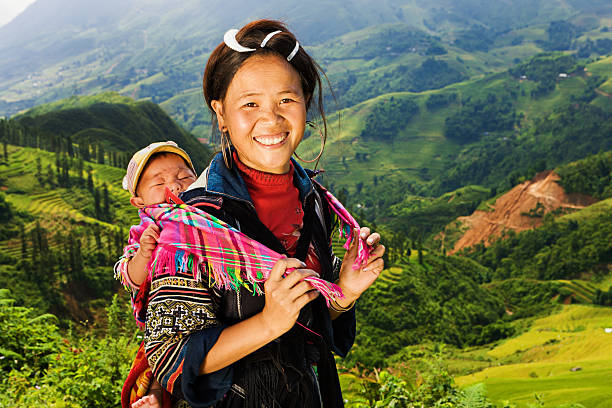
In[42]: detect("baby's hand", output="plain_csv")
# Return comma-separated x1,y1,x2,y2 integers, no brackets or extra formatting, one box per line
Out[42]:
138,224,160,259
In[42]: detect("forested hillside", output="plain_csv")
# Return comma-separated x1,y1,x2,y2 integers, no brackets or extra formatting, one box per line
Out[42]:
2,0,612,137
0,95,211,319
306,53,612,243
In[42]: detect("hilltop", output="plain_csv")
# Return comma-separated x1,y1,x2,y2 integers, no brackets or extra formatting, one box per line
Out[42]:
436,150,612,254
13,92,212,171
2,0,612,137
447,170,597,254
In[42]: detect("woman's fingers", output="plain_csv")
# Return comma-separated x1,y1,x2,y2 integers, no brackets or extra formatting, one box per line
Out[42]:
287,279,317,300
294,289,320,310
365,232,381,247
282,268,319,287
359,227,371,240
366,244,385,261
262,259,320,336
363,258,384,274
268,257,305,282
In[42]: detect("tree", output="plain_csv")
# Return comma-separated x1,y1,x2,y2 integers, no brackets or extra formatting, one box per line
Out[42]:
35,157,42,181
20,224,27,258
97,144,105,165
87,167,93,192
45,164,55,187
94,188,101,220
77,158,84,185
103,183,110,221
417,239,423,265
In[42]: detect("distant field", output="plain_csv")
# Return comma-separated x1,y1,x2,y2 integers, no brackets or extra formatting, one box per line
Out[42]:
457,305,612,407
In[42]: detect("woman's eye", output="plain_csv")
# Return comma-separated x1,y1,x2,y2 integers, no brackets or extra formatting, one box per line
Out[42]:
280,98,293,104
244,102,257,108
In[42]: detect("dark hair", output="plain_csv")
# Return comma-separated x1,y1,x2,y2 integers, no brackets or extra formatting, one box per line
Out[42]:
203,19,330,149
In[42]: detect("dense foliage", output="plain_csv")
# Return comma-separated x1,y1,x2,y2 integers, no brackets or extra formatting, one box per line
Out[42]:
542,21,579,51
426,93,458,111
453,26,498,52
329,58,466,111
444,92,516,143
5,93,211,172
577,37,612,58
433,102,612,194
463,209,612,281
484,279,562,318
360,96,419,141
556,151,612,199
389,186,492,238
348,254,505,368
348,360,495,408
0,292,137,407
509,54,577,97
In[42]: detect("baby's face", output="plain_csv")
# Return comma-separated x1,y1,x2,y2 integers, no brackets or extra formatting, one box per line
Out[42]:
131,153,196,207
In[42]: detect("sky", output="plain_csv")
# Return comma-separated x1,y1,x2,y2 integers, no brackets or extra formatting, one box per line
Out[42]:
0,0,37,27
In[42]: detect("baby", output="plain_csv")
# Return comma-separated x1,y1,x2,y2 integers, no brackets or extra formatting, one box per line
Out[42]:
118,141,197,408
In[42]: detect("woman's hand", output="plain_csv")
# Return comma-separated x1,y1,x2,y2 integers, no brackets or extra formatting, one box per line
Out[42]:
260,257,320,338
337,227,385,303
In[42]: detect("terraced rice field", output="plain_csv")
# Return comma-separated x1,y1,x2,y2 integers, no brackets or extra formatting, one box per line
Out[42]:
457,305,612,407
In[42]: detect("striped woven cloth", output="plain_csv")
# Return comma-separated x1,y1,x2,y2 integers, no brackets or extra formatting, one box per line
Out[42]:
135,201,362,304
115,189,370,326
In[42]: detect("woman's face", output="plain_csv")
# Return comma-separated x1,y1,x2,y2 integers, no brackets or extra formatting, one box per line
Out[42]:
211,54,307,174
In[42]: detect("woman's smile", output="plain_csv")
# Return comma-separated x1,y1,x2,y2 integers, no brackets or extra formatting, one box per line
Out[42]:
253,132,289,146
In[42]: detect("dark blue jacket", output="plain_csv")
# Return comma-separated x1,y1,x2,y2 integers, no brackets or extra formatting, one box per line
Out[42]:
177,152,355,408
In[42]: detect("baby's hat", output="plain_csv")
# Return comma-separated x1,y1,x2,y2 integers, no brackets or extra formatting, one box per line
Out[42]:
122,141,195,196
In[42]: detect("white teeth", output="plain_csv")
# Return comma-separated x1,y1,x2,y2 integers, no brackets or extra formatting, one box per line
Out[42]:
255,134,287,146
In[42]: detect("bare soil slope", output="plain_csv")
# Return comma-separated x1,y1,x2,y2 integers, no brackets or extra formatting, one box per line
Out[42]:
450,171,596,254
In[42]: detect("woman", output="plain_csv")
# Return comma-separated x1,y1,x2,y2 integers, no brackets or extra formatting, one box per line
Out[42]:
143,19,385,408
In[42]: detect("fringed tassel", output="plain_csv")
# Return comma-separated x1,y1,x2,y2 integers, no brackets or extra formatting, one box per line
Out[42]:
323,190,370,270
304,278,344,307
149,246,343,304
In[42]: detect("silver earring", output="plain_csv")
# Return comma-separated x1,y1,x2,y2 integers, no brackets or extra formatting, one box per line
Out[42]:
294,121,325,166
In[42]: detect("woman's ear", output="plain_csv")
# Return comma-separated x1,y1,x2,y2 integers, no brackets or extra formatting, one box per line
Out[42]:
130,196,145,208
211,100,225,131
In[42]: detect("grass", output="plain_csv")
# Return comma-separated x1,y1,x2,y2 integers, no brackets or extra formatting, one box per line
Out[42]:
456,305,612,407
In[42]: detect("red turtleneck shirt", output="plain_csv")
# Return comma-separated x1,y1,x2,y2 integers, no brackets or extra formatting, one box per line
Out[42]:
234,154,321,273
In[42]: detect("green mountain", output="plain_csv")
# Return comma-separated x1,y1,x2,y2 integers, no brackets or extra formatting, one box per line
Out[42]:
2,0,612,138
342,151,612,406
1,101,611,406
12,92,212,173
304,53,612,236
0,94,212,318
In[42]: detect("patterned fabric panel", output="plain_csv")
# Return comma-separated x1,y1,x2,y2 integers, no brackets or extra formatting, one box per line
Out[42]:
144,268,220,394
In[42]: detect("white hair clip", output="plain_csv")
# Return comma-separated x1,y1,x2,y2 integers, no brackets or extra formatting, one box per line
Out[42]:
287,41,300,62
260,30,282,48
223,28,300,62
224,29,255,53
